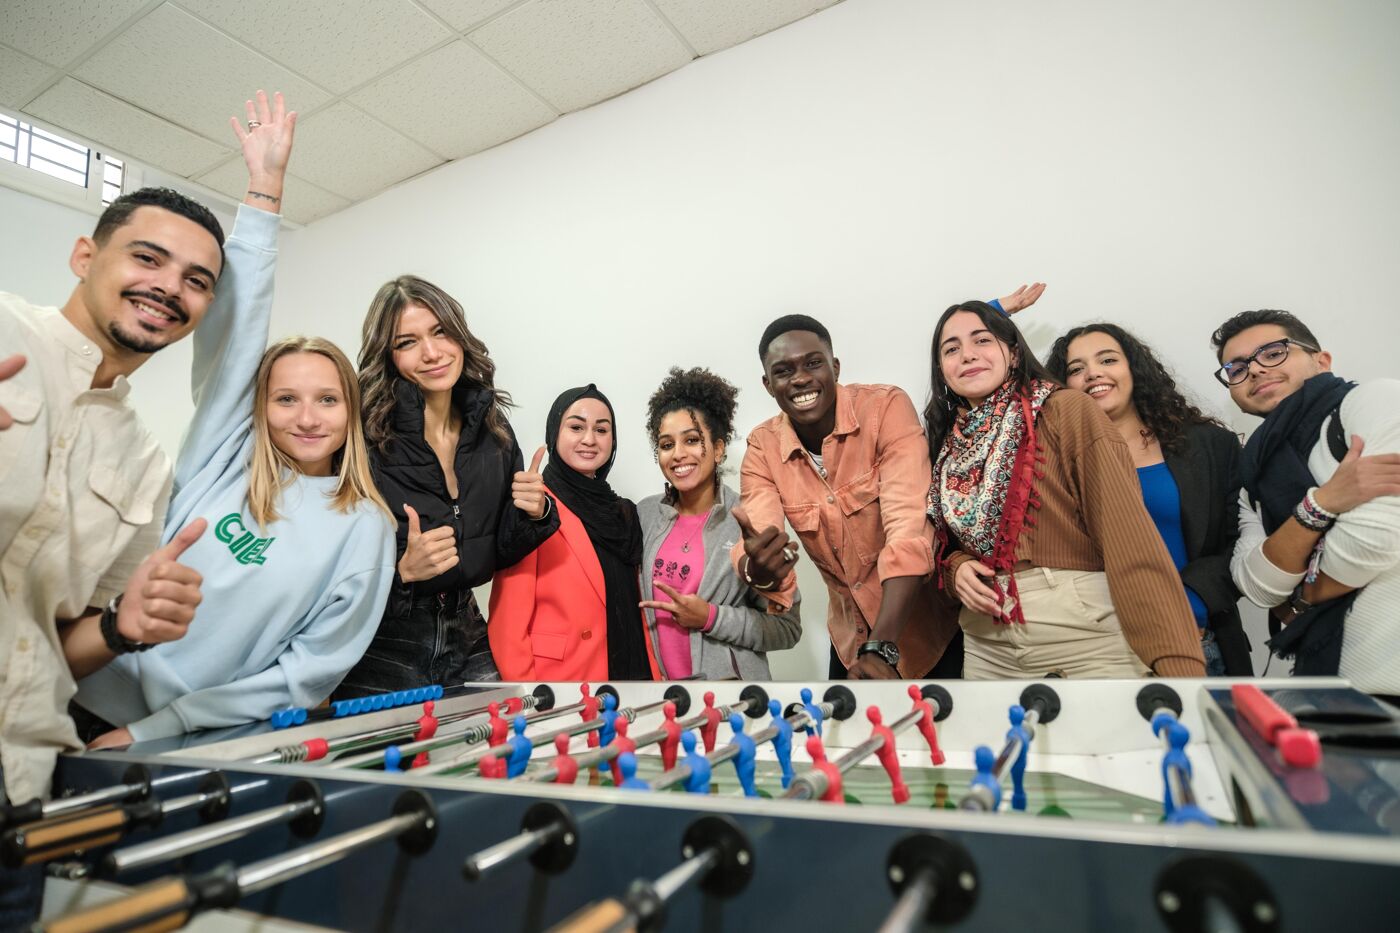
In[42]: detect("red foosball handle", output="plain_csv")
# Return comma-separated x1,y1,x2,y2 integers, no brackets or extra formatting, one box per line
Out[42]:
1231,684,1297,745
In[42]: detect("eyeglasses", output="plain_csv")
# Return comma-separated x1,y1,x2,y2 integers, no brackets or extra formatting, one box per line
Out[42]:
1214,338,1319,387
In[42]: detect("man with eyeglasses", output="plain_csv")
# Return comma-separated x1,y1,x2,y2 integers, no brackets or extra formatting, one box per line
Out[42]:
1212,309,1400,700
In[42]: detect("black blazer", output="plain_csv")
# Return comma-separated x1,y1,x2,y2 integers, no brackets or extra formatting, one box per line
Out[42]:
372,379,559,598
1163,421,1253,675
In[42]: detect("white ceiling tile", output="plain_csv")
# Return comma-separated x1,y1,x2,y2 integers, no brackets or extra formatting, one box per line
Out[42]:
470,0,693,113
73,4,330,143
350,41,554,160
24,77,231,176
194,159,350,225
178,0,452,94
0,44,58,108
285,102,442,200
416,0,520,33
0,0,152,67
652,0,840,56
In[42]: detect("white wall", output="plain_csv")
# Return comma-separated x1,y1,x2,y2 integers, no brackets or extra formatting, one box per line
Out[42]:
8,0,1395,678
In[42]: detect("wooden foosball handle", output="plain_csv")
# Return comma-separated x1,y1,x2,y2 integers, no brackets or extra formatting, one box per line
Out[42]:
4,806,127,867
43,878,193,933
548,898,634,933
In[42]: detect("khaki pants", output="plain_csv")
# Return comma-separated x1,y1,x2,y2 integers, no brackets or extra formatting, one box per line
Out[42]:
960,567,1152,679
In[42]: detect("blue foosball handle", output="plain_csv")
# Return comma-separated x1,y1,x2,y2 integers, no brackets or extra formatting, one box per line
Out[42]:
1166,804,1216,827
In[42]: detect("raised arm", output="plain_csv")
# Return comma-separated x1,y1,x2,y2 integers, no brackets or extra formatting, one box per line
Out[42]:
173,91,295,492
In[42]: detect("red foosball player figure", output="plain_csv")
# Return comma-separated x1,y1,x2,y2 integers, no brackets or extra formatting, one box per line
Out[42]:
479,752,507,779
908,685,946,766
487,702,509,748
580,684,602,749
866,706,910,804
411,701,439,768
550,734,579,785
699,691,723,753
608,718,638,785
806,734,844,804
658,701,682,770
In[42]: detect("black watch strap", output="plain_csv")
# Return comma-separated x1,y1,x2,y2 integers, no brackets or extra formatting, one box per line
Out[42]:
857,639,900,668
100,595,151,654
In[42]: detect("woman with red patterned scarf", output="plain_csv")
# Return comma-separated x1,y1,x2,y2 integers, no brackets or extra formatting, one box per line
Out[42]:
924,301,1205,679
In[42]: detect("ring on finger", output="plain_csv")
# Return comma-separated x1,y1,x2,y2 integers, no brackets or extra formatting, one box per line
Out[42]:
782,544,798,563
247,120,262,130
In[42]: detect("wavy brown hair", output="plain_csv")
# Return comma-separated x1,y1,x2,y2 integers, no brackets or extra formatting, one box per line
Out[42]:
359,276,513,452
248,336,390,528
1047,322,1223,456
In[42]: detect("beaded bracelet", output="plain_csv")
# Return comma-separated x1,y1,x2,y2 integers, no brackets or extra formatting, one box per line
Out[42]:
1293,487,1336,532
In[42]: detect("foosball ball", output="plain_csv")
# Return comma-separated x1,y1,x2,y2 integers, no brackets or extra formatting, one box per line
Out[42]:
10,678,1400,931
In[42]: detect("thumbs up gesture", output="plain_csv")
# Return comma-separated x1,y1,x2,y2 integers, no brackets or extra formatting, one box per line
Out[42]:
398,504,459,583
116,519,208,645
731,505,798,590
512,446,550,520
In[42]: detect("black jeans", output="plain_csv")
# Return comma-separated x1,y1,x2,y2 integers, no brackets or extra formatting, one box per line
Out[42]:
334,588,498,699
828,629,965,679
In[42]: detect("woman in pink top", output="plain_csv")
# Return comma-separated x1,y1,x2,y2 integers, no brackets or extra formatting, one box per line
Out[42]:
637,368,802,680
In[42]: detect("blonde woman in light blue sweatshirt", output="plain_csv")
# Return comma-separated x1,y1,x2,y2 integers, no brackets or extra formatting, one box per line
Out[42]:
75,93,393,745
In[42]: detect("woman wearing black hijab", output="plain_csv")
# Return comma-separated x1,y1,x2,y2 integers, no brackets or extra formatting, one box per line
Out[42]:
488,385,658,680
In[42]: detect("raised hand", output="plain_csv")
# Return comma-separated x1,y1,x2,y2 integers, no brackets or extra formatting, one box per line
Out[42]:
398,504,458,583
1314,435,1400,515
230,90,296,208
731,504,797,589
512,446,549,520
116,519,208,646
997,282,1047,315
953,559,1001,616
639,581,712,630
0,354,25,430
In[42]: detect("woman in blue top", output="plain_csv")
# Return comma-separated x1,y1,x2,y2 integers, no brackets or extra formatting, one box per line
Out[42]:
1046,322,1249,675
75,93,395,745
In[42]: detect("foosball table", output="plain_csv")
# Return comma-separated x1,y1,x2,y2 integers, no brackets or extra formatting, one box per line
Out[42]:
9,677,1400,931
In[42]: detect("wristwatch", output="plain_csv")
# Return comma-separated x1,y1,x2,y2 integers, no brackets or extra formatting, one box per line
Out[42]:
100,594,152,654
1284,584,1314,621
857,639,900,670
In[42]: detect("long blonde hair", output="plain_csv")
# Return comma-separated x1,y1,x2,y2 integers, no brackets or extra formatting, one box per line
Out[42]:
248,336,390,528
358,276,514,453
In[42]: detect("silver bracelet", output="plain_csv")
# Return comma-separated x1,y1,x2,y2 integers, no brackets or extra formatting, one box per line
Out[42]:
742,555,776,591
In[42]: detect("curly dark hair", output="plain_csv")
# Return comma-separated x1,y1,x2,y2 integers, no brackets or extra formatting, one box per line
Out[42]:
646,367,739,502
1047,323,1222,456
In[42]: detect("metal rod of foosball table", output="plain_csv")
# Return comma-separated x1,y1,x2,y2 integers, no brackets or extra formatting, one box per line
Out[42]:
105,781,326,875
2,773,242,869
332,697,574,770
420,692,689,777
877,865,939,933
0,766,206,831
40,791,436,933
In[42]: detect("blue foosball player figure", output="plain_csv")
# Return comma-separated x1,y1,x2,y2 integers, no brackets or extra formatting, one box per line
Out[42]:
506,715,534,778
768,699,795,789
728,713,758,797
598,692,619,750
1006,704,1032,811
970,745,1001,811
616,752,649,790
800,687,824,737
680,730,711,794
1161,720,1216,826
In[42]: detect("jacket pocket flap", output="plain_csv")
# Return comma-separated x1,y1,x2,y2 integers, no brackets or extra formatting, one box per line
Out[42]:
836,470,880,516
533,631,568,661
89,464,158,525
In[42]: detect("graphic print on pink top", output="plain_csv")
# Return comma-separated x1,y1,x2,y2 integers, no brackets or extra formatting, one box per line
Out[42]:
651,513,708,679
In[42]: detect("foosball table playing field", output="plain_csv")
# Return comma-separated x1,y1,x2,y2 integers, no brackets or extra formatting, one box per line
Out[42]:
9,677,1400,931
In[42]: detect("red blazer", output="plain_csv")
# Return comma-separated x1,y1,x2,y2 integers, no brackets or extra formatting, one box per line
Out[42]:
488,490,660,681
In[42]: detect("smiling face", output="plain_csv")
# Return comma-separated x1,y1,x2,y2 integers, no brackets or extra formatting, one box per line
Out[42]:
390,303,463,394
1220,324,1331,416
69,205,222,358
938,311,1014,406
762,330,840,439
264,352,350,477
555,397,614,477
656,409,725,498
1063,331,1136,421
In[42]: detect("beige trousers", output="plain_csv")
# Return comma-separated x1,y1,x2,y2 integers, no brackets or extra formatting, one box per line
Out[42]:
960,567,1153,679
